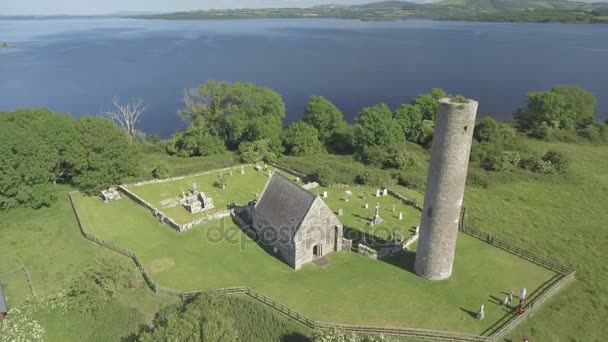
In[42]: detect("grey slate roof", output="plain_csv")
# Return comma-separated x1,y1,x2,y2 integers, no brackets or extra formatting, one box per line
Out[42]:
0,286,7,313
255,171,316,238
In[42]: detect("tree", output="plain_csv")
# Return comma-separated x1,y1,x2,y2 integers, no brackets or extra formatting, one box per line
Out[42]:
474,117,516,143
179,80,235,139
0,121,57,210
282,121,325,156
515,86,597,133
326,123,355,154
354,103,402,151
312,166,337,187
394,104,423,142
229,82,286,152
181,81,286,152
551,85,596,121
102,96,147,140
169,125,226,158
238,139,277,163
302,96,345,143
410,88,448,121
73,116,140,194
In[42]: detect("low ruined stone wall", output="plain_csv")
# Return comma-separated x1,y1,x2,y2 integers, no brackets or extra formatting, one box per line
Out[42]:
126,164,253,188
387,189,423,212
267,162,309,182
119,185,230,232
118,185,182,231
357,243,378,259
180,210,231,232
378,245,404,259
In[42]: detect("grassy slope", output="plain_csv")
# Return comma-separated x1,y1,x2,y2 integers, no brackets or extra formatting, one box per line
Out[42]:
73,184,555,334
464,141,608,340
0,187,175,341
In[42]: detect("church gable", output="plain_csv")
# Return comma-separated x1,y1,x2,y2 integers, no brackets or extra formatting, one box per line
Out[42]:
254,171,316,238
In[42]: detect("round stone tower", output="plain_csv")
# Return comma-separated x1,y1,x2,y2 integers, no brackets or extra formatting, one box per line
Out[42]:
414,97,478,281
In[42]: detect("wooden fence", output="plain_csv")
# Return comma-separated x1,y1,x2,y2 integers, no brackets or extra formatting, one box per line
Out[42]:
69,187,576,342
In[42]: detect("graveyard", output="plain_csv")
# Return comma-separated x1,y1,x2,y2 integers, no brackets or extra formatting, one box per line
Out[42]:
70,164,558,334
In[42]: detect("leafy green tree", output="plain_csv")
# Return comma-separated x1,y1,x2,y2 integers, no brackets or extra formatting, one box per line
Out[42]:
474,117,516,143
229,82,286,152
181,81,286,152
179,80,236,139
516,87,597,133
410,88,448,121
0,122,57,210
238,139,277,163
393,104,423,142
354,104,402,150
551,85,596,121
414,119,435,146
152,163,172,179
73,116,140,194
326,123,355,154
283,121,325,156
302,96,345,143
169,125,226,158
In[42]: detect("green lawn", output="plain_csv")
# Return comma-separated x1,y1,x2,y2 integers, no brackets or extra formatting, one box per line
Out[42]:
463,141,608,341
128,165,274,224
0,187,176,342
73,190,556,334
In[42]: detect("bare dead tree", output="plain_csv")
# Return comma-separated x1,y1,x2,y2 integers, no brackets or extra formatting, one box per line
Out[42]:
102,96,147,139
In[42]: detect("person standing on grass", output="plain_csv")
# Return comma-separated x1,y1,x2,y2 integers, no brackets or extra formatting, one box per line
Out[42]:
509,291,514,304
504,295,509,307
521,287,527,301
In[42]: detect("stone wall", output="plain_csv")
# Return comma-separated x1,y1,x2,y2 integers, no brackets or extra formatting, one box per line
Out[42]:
267,162,309,182
180,210,231,232
119,185,230,232
387,189,423,212
357,243,378,259
342,238,353,251
118,185,182,231
125,164,252,188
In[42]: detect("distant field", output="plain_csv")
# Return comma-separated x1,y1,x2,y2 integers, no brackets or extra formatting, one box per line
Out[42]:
73,186,556,334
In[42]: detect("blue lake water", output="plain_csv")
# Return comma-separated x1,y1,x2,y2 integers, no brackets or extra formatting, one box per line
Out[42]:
1,18,607,137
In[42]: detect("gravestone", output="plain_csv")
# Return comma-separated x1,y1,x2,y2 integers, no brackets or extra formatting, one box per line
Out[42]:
323,191,328,198
365,203,369,209
383,188,388,196
376,189,381,197
338,208,343,216
399,212,403,221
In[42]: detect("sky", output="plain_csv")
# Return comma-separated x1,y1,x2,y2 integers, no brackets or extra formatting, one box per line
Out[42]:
1,0,430,15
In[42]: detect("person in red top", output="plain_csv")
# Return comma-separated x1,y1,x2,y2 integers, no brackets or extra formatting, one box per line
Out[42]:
522,337,529,342
517,305,525,315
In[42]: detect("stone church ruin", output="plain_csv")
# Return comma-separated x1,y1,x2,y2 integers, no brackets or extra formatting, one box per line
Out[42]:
250,171,343,270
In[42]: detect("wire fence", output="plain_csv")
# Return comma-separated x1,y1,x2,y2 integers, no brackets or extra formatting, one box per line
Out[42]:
68,189,575,341
0,266,36,298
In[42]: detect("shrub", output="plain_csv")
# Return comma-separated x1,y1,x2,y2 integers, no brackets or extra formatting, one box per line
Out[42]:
481,151,521,172
312,166,337,187
67,256,135,313
474,117,516,143
542,150,569,173
151,163,172,179
355,171,394,187
238,139,278,163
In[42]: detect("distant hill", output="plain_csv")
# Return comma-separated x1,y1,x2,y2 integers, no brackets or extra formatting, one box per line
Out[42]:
129,0,608,23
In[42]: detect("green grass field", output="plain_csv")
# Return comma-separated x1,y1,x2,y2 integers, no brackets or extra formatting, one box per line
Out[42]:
0,187,177,341
72,186,556,334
